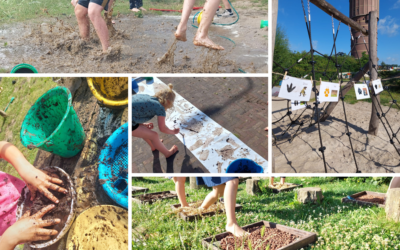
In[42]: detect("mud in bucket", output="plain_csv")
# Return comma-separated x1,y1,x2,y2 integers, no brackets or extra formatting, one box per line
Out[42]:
20,86,85,158
226,158,264,173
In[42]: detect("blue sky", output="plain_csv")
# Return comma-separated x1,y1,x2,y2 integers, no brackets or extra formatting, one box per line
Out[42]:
278,0,400,65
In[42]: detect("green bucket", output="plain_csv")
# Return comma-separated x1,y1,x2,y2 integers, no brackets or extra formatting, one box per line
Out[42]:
20,86,85,158
11,64,38,73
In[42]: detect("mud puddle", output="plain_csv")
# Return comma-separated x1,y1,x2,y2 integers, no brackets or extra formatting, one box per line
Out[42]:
0,14,266,73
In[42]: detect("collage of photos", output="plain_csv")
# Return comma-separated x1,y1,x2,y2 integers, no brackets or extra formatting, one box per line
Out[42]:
1,0,400,250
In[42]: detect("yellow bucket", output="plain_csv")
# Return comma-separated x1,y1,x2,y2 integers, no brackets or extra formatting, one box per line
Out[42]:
87,77,128,109
66,205,128,250
197,11,203,25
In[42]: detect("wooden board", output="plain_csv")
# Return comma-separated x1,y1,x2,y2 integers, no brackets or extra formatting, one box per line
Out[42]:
132,191,187,205
171,201,242,222
342,191,386,208
268,183,303,193
202,221,317,250
131,186,149,194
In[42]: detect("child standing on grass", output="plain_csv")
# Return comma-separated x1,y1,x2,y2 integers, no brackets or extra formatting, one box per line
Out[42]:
0,141,66,249
171,177,247,237
130,0,146,12
132,84,179,158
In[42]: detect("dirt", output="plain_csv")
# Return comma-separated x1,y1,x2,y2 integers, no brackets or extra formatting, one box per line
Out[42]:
136,191,177,202
220,225,298,250
216,145,238,161
20,167,73,245
0,3,267,73
354,194,385,205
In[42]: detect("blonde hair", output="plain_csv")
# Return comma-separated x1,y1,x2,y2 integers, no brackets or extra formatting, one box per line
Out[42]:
155,83,175,109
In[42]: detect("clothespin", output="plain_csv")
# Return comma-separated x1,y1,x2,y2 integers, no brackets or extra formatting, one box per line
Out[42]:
284,71,288,80
310,76,313,83
320,78,322,83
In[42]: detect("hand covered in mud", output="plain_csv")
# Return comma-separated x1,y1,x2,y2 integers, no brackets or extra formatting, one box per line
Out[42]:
21,167,68,204
143,123,154,129
0,205,60,249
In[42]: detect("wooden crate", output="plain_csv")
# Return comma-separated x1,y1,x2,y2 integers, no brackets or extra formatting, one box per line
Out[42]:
268,183,303,193
171,201,242,222
341,191,386,208
202,221,317,250
132,191,187,205
131,186,149,194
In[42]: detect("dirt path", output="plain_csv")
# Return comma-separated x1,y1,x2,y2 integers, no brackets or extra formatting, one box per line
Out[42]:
0,2,267,73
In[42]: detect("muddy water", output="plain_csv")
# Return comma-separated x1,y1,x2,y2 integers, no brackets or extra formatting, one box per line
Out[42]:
0,14,267,73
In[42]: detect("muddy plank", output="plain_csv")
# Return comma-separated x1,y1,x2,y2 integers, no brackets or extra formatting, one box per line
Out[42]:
131,186,149,193
132,191,186,205
342,191,386,208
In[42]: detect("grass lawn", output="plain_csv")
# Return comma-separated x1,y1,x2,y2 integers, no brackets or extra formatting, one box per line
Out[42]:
0,77,58,179
132,177,400,250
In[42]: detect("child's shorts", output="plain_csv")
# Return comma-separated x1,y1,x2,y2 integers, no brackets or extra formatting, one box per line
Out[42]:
78,0,110,11
132,124,139,131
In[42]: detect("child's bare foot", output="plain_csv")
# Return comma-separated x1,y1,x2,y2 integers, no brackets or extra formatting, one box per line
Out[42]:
139,7,146,11
165,145,178,158
193,34,224,50
226,223,248,237
131,8,140,12
175,25,187,42
150,139,164,151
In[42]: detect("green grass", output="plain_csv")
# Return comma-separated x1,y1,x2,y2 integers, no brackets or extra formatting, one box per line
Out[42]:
342,86,400,109
132,177,400,250
0,77,58,179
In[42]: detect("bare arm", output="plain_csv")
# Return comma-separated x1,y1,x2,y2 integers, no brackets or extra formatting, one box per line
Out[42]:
157,116,179,135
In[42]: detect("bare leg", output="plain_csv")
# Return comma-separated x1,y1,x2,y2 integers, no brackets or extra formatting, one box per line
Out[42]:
201,184,225,209
172,177,189,207
193,0,224,50
75,4,90,40
143,138,163,151
221,0,231,9
224,178,246,237
132,126,178,157
88,3,110,52
175,0,196,41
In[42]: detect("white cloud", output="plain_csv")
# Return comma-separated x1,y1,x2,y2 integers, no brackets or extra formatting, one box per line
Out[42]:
312,40,318,49
386,57,397,62
378,16,399,37
393,0,400,9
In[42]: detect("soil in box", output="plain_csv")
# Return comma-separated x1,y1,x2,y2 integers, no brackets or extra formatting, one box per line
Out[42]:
342,191,386,208
19,168,73,245
171,200,242,221
132,191,184,204
202,221,317,250
268,183,303,193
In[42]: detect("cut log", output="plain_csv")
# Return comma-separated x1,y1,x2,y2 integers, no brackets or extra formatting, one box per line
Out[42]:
320,62,370,122
310,0,368,36
297,187,323,204
189,177,205,189
385,188,400,222
246,178,261,195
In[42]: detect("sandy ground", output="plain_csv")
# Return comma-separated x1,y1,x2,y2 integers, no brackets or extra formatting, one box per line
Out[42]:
272,98,400,173
0,1,267,73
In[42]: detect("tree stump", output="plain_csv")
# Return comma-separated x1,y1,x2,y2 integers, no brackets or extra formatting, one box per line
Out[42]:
385,188,400,222
297,187,323,204
246,178,261,196
189,177,205,189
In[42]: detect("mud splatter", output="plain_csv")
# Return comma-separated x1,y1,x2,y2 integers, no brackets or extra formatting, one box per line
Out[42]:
227,138,240,148
202,137,214,149
216,161,223,173
212,127,224,137
198,150,209,161
189,139,204,151
216,145,238,161
183,118,203,134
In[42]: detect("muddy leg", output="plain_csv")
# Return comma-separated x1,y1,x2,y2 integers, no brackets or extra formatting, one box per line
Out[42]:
88,3,110,52
172,177,189,207
75,4,90,40
193,0,224,50
132,126,178,158
175,0,196,42
224,178,246,237
200,183,225,209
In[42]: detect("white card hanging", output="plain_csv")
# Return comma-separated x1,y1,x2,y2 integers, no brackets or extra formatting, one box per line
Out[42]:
354,83,370,100
278,76,313,101
319,81,340,102
371,79,384,94
291,100,307,111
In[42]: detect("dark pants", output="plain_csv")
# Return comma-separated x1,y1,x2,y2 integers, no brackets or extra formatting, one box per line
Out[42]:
130,0,142,9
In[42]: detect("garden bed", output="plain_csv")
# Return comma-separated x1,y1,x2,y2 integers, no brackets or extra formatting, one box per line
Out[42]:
202,221,317,250
342,191,386,208
268,183,303,193
131,186,149,194
171,200,242,222
132,191,187,204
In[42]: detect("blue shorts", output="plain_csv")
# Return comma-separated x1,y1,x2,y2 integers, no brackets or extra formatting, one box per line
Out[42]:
197,177,238,187
78,0,110,11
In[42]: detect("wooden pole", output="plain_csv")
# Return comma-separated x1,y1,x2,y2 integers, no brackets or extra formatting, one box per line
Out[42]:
310,0,368,36
368,11,380,135
271,0,278,63
320,62,370,122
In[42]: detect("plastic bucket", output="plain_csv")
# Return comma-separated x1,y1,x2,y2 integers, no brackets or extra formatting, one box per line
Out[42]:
20,86,85,158
11,63,38,73
16,166,76,248
88,77,128,109
226,158,264,173
99,122,128,209
260,20,268,28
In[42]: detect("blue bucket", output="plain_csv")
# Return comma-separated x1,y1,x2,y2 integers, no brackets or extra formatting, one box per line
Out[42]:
226,158,264,173
98,122,128,209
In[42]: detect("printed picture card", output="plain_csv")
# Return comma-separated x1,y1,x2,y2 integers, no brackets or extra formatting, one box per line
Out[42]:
278,76,313,101
291,100,307,111
354,83,370,100
319,81,340,102
371,79,384,94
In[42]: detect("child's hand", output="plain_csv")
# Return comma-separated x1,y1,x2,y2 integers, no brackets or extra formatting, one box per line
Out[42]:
173,128,180,134
0,205,60,249
143,123,154,129
21,167,68,204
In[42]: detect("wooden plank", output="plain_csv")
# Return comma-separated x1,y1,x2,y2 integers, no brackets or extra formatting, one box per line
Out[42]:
131,186,149,193
310,0,368,36
268,183,303,193
368,11,380,135
132,191,186,205
202,221,317,250
341,190,386,208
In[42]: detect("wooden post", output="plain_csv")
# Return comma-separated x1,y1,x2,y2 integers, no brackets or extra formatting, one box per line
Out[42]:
385,188,400,222
368,11,380,136
271,0,278,63
320,62,370,122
